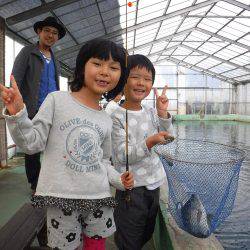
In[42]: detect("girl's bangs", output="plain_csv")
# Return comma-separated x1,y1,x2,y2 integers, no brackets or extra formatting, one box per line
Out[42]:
92,43,125,64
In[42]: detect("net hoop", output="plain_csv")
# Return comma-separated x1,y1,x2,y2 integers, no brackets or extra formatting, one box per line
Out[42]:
154,138,246,166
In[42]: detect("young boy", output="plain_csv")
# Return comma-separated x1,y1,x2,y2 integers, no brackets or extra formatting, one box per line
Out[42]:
110,54,174,249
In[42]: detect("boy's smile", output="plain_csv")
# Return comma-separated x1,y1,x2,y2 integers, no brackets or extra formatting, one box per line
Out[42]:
133,88,146,95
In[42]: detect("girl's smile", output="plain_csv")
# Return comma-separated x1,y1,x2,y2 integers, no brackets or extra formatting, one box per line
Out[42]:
95,79,109,87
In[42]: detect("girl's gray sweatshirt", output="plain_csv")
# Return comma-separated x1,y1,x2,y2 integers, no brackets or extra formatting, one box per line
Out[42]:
3,91,124,199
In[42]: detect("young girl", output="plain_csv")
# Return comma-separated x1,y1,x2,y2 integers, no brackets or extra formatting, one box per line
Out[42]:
0,38,133,250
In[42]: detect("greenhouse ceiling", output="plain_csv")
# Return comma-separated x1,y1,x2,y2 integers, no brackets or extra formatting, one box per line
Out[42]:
0,0,249,85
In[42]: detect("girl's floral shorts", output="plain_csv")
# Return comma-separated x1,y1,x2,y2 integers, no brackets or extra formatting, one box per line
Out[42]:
47,206,115,249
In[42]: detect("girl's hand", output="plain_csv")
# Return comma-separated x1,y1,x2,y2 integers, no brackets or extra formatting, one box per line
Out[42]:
146,131,172,149
0,75,24,115
154,85,169,118
121,171,134,190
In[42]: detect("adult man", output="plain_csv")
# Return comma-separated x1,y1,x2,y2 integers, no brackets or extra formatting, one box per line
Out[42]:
12,16,66,193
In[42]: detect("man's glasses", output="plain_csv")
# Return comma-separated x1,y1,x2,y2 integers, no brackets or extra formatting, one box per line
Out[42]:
42,28,59,36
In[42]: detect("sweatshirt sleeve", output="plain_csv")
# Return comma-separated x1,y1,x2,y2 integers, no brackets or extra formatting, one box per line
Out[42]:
104,100,119,115
158,114,174,135
149,107,174,135
101,121,125,191
111,115,151,165
2,94,55,154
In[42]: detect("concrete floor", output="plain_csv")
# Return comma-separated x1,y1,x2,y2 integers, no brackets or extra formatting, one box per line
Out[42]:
0,155,155,250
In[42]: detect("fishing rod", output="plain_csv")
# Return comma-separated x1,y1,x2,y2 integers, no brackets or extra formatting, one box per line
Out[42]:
124,0,131,206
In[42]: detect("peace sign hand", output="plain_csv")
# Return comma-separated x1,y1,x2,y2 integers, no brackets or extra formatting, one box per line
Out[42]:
154,85,169,118
0,75,24,115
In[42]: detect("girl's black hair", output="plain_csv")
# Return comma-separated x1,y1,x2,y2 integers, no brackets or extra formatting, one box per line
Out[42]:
126,54,155,84
69,38,127,101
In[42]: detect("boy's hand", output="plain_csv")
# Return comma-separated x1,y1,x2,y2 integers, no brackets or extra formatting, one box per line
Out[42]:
146,131,172,149
154,85,169,118
0,75,24,115
121,171,134,190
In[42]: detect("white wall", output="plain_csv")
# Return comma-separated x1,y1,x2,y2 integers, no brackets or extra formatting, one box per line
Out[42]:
236,84,250,115
5,36,22,157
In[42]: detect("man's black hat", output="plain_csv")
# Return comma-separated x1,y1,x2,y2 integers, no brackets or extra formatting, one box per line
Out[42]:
33,16,66,39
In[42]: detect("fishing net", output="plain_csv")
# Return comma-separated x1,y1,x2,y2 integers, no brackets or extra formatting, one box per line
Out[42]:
154,139,245,238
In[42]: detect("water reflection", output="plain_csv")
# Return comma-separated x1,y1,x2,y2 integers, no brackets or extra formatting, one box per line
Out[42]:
173,121,250,250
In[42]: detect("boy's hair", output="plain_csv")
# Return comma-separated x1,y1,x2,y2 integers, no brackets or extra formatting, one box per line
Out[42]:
126,54,155,84
69,38,127,101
